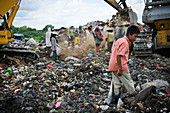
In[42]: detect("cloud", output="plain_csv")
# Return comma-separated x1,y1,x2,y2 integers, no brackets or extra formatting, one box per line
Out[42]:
19,0,39,11
13,0,144,30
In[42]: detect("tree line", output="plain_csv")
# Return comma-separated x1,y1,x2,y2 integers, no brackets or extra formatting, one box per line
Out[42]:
12,24,54,42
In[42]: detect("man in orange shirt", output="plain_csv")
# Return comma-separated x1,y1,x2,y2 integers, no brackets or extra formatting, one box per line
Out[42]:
107,25,140,105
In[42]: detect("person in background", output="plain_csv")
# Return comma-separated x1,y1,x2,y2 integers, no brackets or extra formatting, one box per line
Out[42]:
122,21,130,37
137,25,142,31
129,23,142,56
105,27,115,53
114,23,124,41
78,25,84,44
88,25,92,33
107,25,140,105
122,21,134,56
94,26,103,51
103,23,109,32
50,31,58,60
68,26,74,47
78,25,83,34
45,27,52,57
98,23,103,31
88,25,95,38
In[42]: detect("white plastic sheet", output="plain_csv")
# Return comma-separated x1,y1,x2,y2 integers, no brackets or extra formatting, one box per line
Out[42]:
26,38,38,45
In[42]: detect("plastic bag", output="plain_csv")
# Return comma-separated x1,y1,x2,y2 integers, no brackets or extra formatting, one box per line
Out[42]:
26,38,38,45
57,46,61,55
104,81,114,104
50,51,53,57
74,37,80,45
105,41,108,50
65,56,80,62
50,47,61,57
147,42,152,48
142,79,169,90
117,98,124,108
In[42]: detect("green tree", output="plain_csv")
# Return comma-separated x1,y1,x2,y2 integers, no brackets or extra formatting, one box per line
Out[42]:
11,25,52,42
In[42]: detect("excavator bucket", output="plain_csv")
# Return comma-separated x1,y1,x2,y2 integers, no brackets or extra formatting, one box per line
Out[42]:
0,0,19,18
104,0,122,11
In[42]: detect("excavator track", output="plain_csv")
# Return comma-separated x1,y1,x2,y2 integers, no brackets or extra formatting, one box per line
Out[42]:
0,46,39,63
133,31,153,57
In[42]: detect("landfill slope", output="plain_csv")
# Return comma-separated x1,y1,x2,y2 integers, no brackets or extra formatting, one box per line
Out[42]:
58,31,96,59
0,29,170,113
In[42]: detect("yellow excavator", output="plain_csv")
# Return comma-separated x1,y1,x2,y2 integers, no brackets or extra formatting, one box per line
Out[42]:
0,0,39,61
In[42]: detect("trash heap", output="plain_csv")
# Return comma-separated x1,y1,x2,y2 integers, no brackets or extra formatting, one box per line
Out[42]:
127,56,170,113
0,28,170,112
0,50,110,113
0,48,170,113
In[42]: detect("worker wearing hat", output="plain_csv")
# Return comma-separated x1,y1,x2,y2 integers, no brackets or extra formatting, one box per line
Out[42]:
114,22,124,41
50,31,58,60
105,27,115,53
68,26,74,47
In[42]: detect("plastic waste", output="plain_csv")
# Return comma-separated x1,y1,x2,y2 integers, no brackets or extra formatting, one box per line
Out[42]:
142,79,169,91
47,103,54,109
55,102,62,108
64,56,80,62
135,86,156,103
117,98,124,108
74,37,80,45
74,45,79,48
164,92,170,97
147,42,152,48
26,38,38,45
136,84,141,92
57,44,62,55
105,81,114,104
0,42,170,113
99,105,109,110
13,39,22,43
156,64,163,70
5,68,12,73
46,64,53,68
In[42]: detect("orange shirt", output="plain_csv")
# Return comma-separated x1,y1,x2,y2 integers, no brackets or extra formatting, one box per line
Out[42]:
109,36,130,73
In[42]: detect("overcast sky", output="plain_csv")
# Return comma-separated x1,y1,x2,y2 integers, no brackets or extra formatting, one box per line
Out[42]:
13,0,145,30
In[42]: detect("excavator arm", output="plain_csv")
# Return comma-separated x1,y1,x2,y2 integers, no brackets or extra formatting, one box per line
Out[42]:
104,0,137,24
0,0,20,45
0,0,19,18
104,0,123,12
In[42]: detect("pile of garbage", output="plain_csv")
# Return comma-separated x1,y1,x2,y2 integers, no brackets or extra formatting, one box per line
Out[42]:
0,48,170,112
0,26,170,112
